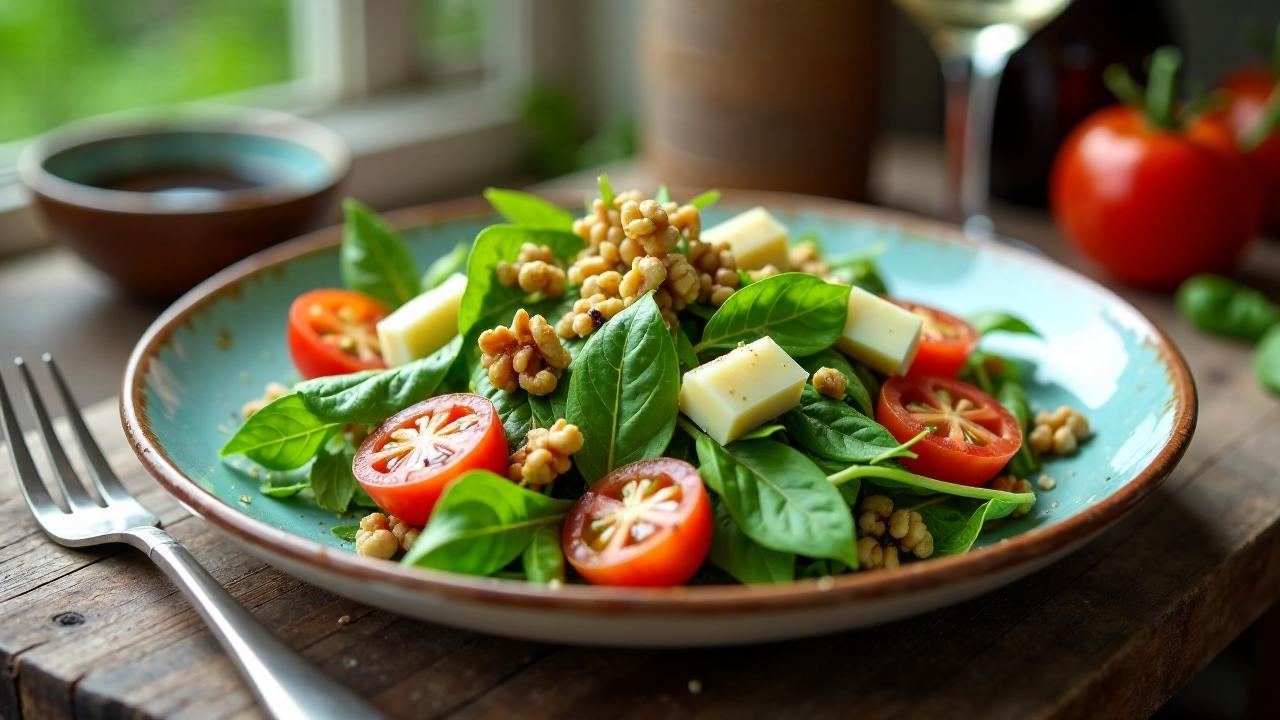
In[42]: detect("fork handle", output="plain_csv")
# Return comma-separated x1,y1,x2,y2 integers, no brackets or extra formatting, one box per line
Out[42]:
137,529,384,719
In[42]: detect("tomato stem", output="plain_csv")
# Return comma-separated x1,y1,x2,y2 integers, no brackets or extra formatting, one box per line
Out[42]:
1145,47,1183,130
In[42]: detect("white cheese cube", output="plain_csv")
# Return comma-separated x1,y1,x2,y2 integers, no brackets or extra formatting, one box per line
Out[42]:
834,286,923,376
679,337,808,445
377,273,467,366
702,206,791,271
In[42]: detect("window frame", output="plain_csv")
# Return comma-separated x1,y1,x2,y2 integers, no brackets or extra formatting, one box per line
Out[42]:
0,0,560,256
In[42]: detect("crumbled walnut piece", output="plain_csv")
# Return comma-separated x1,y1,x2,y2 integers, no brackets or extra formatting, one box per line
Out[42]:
508,419,584,488
747,264,782,282
1037,474,1057,491
240,382,291,419
495,243,566,297
812,367,847,399
788,239,830,277
621,199,681,258
572,197,625,248
619,255,668,304
1029,405,1091,456
355,513,399,559
856,495,933,570
479,309,571,395
991,475,1035,517
688,238,739,307
663,252,700,312
665,202,702,243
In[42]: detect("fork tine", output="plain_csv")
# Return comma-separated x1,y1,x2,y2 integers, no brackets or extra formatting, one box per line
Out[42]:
0,364,63,516
14,358,102,511
42,354,133,503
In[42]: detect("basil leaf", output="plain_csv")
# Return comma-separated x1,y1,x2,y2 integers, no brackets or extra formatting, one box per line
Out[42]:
567,294,680,481
674,325,699,371
826,256,887,295
997,380,1039,476
341,199,422,308
688,189,720,210
457,225,584,337
827,464,1036,506
296,336,461,424
422,241,470,290
220,394,339,471
310,442,359,513
1177,274,1280,341
655,183,671,204
796,349,873,415
736,424,786,441
709,499,795,584
522,523,566,583
1255,325,1280,394
694,273,850,357
258,471,310,498
402,471,572,575
474,368,535,448
693,433,857,566
331,523,360,542
969,311,1040,337
597,174,615,207
782,387,907,464
483,188,574,230
912,496,1018,556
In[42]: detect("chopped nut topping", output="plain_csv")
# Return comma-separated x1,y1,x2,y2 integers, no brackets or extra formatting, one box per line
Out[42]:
508,419,584,488
856,494,934,570
480,309,571,395
496,243,565,297
991,475,1035,517
688,238,739,306
747,264,782,282
240,382,291,419
788,239,830,277
812,367,847,399
1029,405,1091,456
355,512,420,559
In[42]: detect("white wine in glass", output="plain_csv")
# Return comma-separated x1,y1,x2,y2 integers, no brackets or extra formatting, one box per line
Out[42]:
894,0,1073,232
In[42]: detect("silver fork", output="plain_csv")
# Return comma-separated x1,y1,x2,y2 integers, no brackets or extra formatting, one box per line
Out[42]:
0,354,383,720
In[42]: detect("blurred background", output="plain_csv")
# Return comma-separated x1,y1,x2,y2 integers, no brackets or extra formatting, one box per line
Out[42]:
0,3,1278,714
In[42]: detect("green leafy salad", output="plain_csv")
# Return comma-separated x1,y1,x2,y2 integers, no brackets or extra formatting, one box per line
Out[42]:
220,177,1090,587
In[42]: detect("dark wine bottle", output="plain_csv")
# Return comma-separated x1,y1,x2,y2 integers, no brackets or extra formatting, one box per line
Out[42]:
990,0,1179,206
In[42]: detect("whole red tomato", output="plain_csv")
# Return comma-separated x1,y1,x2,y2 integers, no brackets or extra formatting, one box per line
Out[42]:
1051,104,1259,288
1221,66,1280,235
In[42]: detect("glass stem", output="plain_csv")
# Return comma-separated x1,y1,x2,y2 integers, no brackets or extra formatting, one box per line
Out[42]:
940,46,1012,234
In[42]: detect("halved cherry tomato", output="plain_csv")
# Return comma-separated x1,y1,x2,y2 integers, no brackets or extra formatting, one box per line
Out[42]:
876,376,1021,487
288,289,389,380
354,394,508,525
891,300,979,377
562,459,712,587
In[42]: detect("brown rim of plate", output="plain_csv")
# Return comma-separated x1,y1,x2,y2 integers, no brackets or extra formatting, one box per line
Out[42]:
120,189,1197,616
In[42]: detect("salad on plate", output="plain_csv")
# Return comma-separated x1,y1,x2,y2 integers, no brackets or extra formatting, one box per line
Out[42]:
220,177,1092,587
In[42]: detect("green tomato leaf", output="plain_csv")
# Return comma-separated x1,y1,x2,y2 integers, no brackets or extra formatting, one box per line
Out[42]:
567,294,680,482
340,199,422,308
688,189,721,210
330,523,361,543
969,311,1040,337
295,336,462,424
483,188,574,230
796,348,874,415
422,241,470,290
694,273,850,357
220,394,339,471
310,441,358,513
457,225,584,337
708,499,795,584
782,387,908,464
522,523,566,583
1177,274,1280,341
693,432,857,566
402,471,572,575
1255,325,1280,393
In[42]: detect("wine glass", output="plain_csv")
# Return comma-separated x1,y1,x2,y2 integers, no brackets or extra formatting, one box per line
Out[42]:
894,0,1073,233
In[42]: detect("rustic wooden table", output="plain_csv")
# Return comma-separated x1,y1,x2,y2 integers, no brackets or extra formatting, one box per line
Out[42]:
2,145,1279,719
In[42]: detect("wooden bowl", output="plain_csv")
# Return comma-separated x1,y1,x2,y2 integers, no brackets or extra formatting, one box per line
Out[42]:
19,109,349,300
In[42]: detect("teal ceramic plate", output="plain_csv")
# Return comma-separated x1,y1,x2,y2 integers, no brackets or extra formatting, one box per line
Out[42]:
121,191,1196,646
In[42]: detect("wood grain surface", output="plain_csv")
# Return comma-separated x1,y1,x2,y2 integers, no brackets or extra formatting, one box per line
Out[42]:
2,160,1279,718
